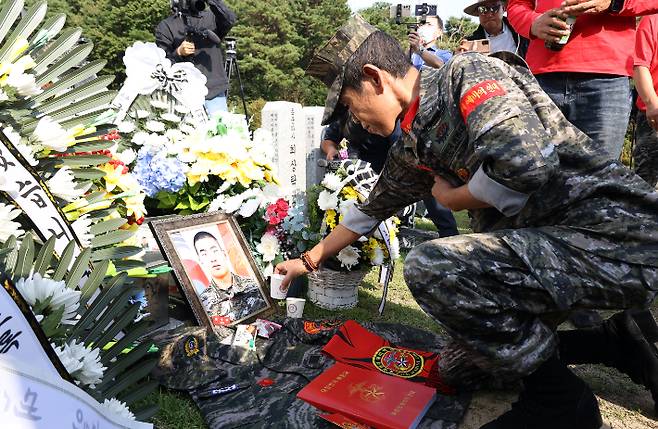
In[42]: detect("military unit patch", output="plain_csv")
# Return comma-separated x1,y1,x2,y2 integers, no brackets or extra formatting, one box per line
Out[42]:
304,320,343,335
184,336,201,358
372,346,424,379
459,80,506,120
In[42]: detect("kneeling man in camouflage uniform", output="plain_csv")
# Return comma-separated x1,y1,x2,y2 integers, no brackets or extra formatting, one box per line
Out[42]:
276,15,658,429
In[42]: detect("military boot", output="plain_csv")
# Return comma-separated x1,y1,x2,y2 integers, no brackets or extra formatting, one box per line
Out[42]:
558,309,658,414
480,355,603,429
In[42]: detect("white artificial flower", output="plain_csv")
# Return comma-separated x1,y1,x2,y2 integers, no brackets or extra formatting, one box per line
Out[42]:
0,202,24,241
115,149,137,166
165,128,184,142
160,113,181,123
48,167,91,202
262,263,274,278
390,236,400,261
179,123,196,134
131,131,150,145
222,193,247,213
149,99,169,110
174,104,190,115
72,214,93,248
135,109,150,119
317,190,339,211
371,246,385,266
239,197,261,217
32,117,71,152
145,120,165,133
256,233,280,262
8,137,38,166
16,273,80,325
117,121,136,134
101,398,135,421
321,172,343,192
6,71,42,97
207,194,227,213
337,245,360,270
53,340,105,388
0,89,9,101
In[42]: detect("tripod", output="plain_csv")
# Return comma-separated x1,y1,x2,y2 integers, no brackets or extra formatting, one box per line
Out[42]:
224,38,249,128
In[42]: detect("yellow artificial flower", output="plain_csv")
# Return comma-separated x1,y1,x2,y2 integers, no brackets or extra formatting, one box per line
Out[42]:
124,195,146,220
99,163,125,192
341,186,359,200
7,38,29,63
325,209,337,230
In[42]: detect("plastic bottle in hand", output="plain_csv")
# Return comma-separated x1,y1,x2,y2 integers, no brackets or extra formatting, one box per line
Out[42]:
545,16,576,51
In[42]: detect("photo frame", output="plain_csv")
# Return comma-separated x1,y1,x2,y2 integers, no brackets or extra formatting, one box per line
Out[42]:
149,212,274,329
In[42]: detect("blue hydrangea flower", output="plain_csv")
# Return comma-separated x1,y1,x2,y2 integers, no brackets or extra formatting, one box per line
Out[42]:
133,147,187,197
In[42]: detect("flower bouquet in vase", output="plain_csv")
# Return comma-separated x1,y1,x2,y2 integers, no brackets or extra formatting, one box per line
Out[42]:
306,159,400,310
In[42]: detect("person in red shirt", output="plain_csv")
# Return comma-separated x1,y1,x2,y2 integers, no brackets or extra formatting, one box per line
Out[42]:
508,0,658,160
633,14,658,187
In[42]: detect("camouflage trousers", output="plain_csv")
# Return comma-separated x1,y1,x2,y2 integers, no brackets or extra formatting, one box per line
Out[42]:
404,228,658,384
633,110,658,188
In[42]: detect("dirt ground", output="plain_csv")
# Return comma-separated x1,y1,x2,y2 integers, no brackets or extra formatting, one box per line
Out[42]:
459,308,658,429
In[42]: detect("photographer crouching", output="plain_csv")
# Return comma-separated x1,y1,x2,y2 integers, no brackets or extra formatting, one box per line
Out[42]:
155,0,236,115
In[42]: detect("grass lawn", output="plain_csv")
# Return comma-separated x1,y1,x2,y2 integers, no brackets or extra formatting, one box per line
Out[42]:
145,212,472,428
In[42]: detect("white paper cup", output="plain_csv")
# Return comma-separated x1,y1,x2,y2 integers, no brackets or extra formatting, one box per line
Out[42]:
270,274,287,300
286,298,306,318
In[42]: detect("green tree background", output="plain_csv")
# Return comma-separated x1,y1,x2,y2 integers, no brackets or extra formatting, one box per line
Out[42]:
27,0,478,122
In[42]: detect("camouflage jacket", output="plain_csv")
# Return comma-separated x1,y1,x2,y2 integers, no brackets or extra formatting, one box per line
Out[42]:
342,52,658,267
199,274,266,322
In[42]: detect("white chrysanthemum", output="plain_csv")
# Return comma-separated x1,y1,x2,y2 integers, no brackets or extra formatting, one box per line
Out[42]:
174,104,190,115
72,214,93,248
0,202,24,241
165,128,184,142
117,121,136,134
4,127,37,166
32,117,72,152
371,246,385,266
239,197,261,217
135,109,150,119
53,340,105,388
0,89,9,101
179,123,196,135
131,131,149,145
6,71,42,97
321,173,343,192
101,398,135,421
145,120,165,133
16,273,80,325
48,167,91,202
149,99,169,110
337,245,360,270
222,193,247,213
160,113,181,123
256,233,280,263
207,194,227,212
390,236,400,260
318,190,339,211
115,149,137,166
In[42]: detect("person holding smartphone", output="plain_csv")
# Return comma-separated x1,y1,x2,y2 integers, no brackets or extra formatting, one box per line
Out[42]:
407,16,452,70
463,0,529,57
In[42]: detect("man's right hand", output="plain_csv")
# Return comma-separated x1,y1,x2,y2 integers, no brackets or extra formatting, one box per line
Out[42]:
408,31,422,53
647,103,658,131
275,259,309,291
530,8,570,42
176,40,196,57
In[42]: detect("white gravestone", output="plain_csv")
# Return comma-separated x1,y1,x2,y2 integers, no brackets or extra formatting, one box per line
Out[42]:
303,106,326,187
261,102,306,194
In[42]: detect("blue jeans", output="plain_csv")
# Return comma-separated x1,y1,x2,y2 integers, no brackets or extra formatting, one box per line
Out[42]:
423,198,459,238
205,94,228,116
535,73,632,160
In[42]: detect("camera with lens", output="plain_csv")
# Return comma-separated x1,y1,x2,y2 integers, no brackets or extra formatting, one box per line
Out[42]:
172,0,207,15
389,2,438,28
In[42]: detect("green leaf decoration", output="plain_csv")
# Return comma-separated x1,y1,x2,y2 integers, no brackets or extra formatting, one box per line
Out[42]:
33,235,56,276
70,168,106,181
118,380,159,407
28,13,66,51
58,154,110,167
64,247,91,289
90,229,133,249
93,304,140,350
2,235,18,275
13,232,34,280
45,90,117,124
100,323,151,365
0,0,47,64
31,27,81,76
39,304,65,338
0,0,24,46
89,218,127,236
91,246,142,262
52,240,77,281
78,259,108,307
80,287,135,346
102,358,158,399
34,41,93,87
32,58,106,104
37,75,115,115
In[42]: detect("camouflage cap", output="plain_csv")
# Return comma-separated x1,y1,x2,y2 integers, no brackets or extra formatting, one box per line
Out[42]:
306,14,378,125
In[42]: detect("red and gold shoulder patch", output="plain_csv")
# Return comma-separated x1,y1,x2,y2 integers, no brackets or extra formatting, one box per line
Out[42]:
304,320,343,335
459,80,506,120
372,346,424,379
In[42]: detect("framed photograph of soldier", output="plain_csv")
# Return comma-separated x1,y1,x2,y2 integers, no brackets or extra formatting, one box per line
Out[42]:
149,212,273,329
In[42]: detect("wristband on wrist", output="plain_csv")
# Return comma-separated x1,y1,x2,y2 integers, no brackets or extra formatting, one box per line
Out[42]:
418,45,426,54
300,252,318,272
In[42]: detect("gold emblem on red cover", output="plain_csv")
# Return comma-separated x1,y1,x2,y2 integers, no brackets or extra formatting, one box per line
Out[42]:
349,382,386,403
372,346,424,378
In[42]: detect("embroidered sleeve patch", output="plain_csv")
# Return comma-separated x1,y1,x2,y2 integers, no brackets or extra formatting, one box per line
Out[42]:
460,80,506,120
